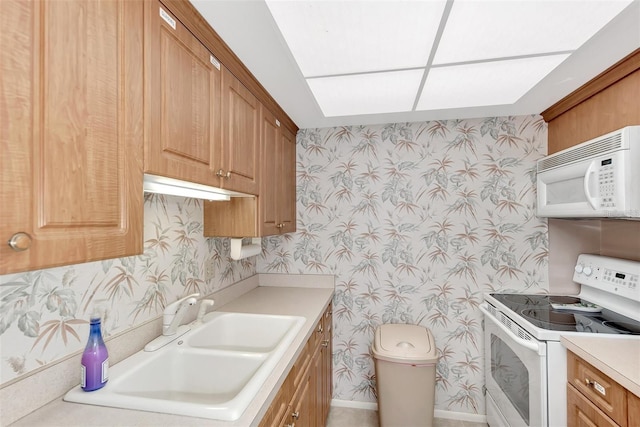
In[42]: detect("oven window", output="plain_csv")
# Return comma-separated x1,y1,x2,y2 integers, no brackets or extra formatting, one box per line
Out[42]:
491,333,530,425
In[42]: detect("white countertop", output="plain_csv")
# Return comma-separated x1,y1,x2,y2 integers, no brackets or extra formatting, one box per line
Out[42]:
561,335,640,398
10,283,334,427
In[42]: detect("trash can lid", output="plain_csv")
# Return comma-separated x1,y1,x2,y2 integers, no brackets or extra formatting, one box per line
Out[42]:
372,324,438,363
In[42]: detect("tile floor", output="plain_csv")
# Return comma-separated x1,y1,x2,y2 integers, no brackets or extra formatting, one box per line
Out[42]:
326,406,488,427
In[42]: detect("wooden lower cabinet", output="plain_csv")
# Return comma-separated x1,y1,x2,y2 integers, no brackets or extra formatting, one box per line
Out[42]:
260,304,332,427
568,384,618,427
567,351,640,427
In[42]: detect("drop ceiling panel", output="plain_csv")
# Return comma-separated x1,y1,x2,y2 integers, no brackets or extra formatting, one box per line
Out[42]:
418,54,570,110
308,69,424,117
265,0,447,76
434,0,634,64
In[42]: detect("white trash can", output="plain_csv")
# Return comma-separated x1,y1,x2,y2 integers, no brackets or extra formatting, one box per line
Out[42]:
372,324,438,427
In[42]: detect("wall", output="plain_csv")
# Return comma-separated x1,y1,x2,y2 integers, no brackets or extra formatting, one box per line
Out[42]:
0,195,256,386
257,115,549,415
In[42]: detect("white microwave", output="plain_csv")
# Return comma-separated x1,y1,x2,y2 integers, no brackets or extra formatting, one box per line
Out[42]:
537,126,640,219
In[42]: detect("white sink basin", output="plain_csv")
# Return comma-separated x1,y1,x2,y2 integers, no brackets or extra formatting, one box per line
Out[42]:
64,312,305,421
189,312,303,352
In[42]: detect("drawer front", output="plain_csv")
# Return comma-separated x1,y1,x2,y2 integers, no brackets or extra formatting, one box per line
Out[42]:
567,351,627,426
568,384,618,427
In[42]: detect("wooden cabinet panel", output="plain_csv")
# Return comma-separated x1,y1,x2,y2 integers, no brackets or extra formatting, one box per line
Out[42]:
321,304,333,422
258,107,296,235
221,67,260,195
203,106,296,238
259,370,292,427
260,108,281,236
279,126,297,234
567,351,627,426
260,304,333,427
568,384,618,427
543,49,640,154
1,0,143,274
144,0,221,185
628,393,640,426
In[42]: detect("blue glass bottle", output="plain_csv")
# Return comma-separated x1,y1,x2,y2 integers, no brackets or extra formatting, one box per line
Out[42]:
81,317,109,391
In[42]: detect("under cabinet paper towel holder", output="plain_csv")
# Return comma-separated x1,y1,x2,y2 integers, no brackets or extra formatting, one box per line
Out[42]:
230,238,262,260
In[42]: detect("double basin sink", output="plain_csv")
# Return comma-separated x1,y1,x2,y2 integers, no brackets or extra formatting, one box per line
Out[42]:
64,312,305,421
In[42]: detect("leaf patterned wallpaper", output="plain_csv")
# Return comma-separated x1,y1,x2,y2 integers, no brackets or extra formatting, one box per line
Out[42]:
0,114,548,419
0,195,256,385
258,115,549,415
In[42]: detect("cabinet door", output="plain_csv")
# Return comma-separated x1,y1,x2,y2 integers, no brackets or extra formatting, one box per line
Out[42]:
144,0,221,186
259,372,291,427
278,126,297,234
568,385,618,427
221,67,260,195
1,0,144,274
259,107,281,236
321,305,333,423
290,367,314,427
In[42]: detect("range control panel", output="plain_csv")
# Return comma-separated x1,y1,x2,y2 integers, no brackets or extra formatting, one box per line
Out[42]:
574,254,640,302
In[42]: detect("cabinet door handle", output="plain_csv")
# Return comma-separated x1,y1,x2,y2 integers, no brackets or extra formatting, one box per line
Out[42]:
216,169,231,179
585,378,594,386
291,411,300,419
8,232,32,252
321,340,329,347
285,424,295,427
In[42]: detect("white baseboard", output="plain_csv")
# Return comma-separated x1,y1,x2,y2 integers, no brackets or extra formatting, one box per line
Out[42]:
331,399,378,410
330,399,487,424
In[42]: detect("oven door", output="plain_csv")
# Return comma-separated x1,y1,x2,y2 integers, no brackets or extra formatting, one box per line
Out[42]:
481,305,547,427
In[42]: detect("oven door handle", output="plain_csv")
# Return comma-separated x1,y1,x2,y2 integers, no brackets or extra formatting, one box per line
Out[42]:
480,304,545,355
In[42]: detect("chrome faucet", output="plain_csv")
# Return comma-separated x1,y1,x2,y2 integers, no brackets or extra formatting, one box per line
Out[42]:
163,293,199,336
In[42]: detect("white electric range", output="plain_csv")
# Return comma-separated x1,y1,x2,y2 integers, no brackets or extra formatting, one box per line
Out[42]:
481,254,640,427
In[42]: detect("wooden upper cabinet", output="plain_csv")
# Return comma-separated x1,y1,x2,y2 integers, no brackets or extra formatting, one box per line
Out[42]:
542,49,640,154
144,0,221,185
145,1,260,195
259,107,297,236
279,126,297,234
0,0,144,275
221,67,261,195
203,102,295,238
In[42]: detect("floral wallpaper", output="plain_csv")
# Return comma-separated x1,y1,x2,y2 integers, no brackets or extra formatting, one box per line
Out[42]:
258,115,549,415
0,195,256,385
1,114,549,420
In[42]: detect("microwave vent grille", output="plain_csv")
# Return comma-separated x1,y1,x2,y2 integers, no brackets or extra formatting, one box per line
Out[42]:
538,133,623,172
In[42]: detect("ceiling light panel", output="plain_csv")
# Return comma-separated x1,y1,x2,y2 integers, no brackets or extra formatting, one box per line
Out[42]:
265,0,447,76
308,69,424,117
434,0,633,64
417,54,570,110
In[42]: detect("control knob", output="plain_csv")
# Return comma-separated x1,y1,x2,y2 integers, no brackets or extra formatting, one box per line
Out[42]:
574,264,584,274
583,266,593,276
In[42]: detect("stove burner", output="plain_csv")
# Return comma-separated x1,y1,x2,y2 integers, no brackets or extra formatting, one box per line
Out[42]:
519,308,578,331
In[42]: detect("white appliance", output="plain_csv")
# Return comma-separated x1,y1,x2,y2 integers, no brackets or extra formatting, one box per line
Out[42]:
482,254,640,427
536,126,640,219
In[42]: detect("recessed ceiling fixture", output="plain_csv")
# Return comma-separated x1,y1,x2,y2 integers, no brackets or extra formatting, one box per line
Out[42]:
265,0,634,118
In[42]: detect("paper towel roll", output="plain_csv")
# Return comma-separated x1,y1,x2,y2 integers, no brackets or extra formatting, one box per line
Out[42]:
230,238,262,260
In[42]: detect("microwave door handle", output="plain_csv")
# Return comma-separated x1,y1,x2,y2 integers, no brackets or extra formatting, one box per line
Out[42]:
480,305,544,355
583,162,598,210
